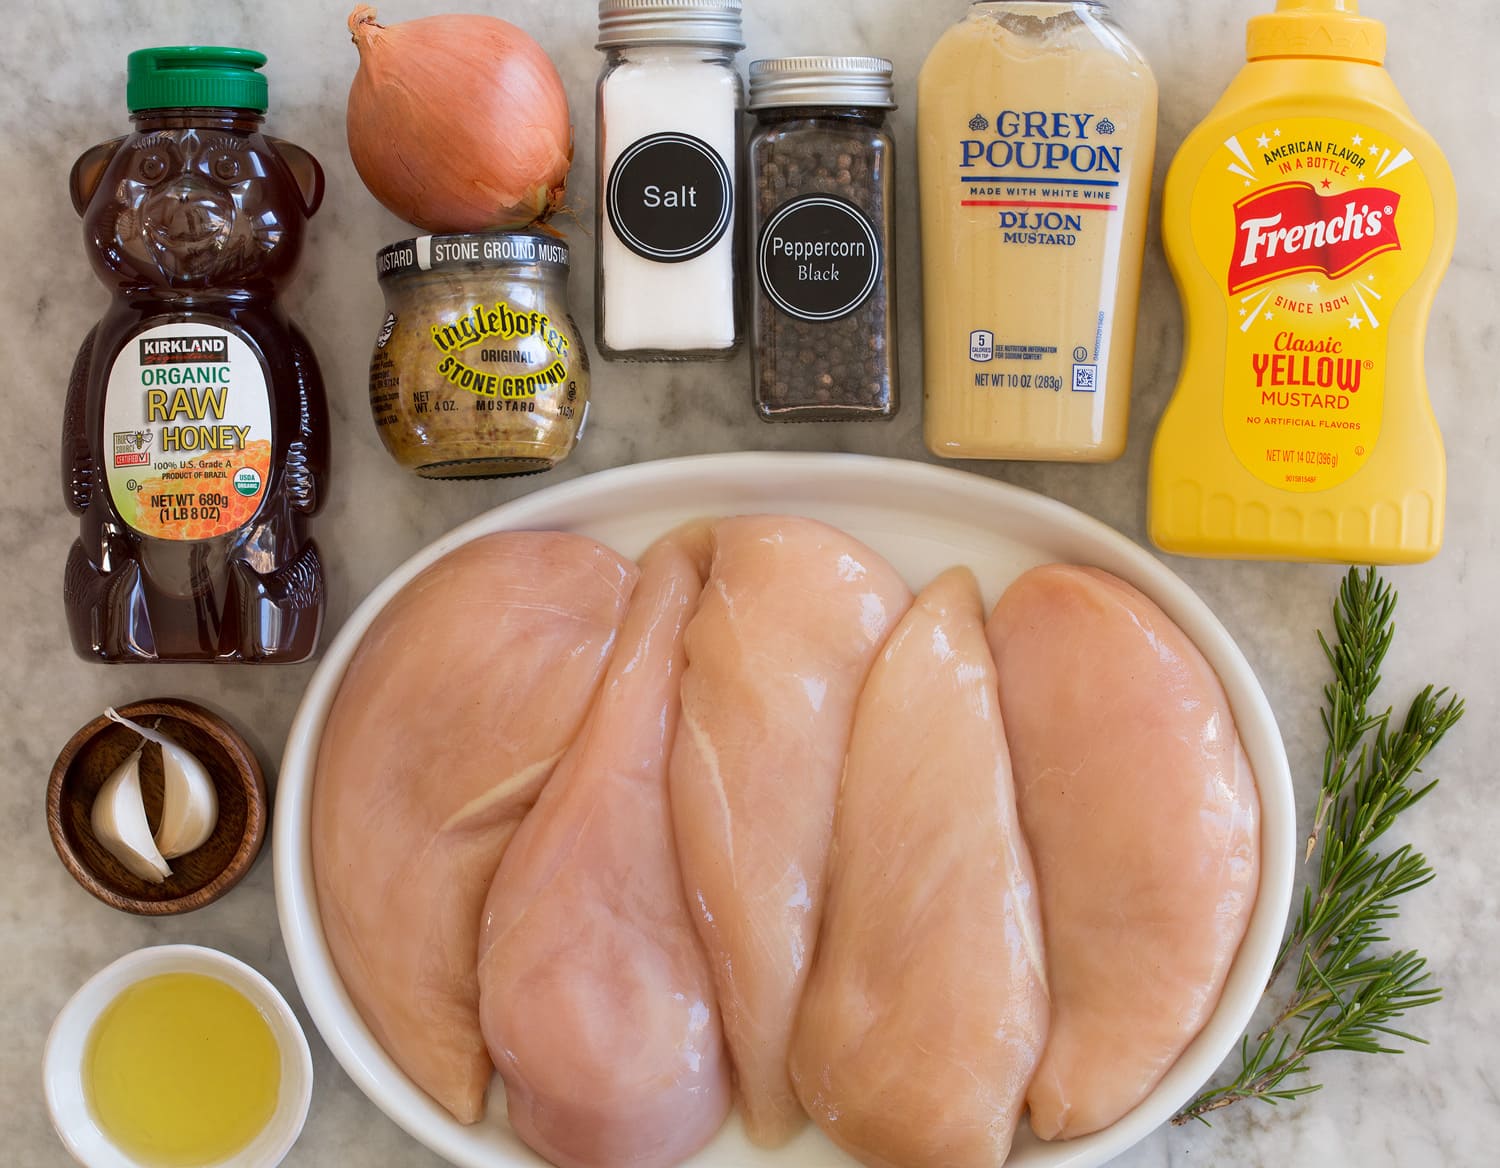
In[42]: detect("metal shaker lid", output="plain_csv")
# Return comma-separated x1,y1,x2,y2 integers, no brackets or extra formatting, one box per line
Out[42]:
748,56,897,110
597,1,745,50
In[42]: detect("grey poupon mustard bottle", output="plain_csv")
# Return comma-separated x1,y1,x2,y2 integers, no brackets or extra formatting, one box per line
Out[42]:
918,1,1157,460
748,57,899,421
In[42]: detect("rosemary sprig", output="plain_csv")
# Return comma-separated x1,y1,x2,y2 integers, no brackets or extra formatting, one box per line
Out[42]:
1276,684,1461,983
1303,567,1394,865
1172,568,1463,1127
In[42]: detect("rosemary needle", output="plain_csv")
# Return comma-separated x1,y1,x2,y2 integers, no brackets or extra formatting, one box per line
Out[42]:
1172,567,1462,1127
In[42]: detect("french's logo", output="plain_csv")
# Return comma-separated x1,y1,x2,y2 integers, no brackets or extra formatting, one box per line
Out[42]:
1229,181,1401,295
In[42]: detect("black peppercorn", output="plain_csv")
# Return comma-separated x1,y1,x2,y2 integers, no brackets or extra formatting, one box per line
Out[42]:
747,57,899,422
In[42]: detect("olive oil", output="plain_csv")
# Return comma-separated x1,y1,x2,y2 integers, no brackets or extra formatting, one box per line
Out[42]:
84,972,281,1167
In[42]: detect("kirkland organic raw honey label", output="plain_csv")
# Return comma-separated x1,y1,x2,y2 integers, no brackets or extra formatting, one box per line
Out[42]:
103,321,272,539
1191,116,1437,492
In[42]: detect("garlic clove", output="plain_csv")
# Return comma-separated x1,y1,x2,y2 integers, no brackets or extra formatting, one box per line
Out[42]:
105,708,219,859
151,736,219,860
90,746,172,884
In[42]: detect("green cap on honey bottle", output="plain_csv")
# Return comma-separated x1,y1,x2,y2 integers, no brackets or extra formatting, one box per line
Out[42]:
1246,0,1387,65
126,46,270,113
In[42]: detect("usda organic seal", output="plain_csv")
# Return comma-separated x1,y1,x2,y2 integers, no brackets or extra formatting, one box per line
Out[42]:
233,467,263,497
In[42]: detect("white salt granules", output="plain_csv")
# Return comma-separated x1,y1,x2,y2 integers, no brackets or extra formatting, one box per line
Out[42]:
597,52,742,357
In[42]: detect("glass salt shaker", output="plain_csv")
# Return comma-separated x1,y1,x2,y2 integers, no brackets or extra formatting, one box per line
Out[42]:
748,57,899,421
595,0,745,362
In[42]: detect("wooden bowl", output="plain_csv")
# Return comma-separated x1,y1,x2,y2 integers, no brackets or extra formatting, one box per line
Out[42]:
47,699,268,915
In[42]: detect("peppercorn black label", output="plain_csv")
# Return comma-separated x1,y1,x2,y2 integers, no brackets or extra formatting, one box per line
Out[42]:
606,133,733,264
757,195,881,322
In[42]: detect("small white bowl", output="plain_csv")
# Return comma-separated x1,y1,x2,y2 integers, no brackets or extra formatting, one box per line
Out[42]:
43,944,314,1168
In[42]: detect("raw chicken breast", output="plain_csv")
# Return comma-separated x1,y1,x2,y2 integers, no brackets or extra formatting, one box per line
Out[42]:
312,532,636,1125
791,567,1048,1168
670,516,912,1146
477,527,731,1168
986,564,1260,1140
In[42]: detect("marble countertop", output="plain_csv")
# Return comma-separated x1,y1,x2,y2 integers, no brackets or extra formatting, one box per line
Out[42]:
3,0,1495,1164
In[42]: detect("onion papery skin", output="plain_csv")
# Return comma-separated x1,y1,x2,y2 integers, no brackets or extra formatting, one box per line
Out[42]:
346,5,573,232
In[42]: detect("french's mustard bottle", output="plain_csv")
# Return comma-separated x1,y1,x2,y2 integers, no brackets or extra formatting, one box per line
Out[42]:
1150,0,1455,563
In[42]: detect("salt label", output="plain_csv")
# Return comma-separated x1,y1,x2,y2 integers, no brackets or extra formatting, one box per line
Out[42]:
606,132,732,263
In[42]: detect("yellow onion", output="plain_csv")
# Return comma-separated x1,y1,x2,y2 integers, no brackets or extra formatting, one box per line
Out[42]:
346,5,573,232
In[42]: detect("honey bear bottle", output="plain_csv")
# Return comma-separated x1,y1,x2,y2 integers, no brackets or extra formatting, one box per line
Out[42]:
64,46,329,662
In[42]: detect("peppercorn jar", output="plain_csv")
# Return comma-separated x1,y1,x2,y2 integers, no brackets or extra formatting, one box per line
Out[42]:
748,57,898,421
596,0,746,362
